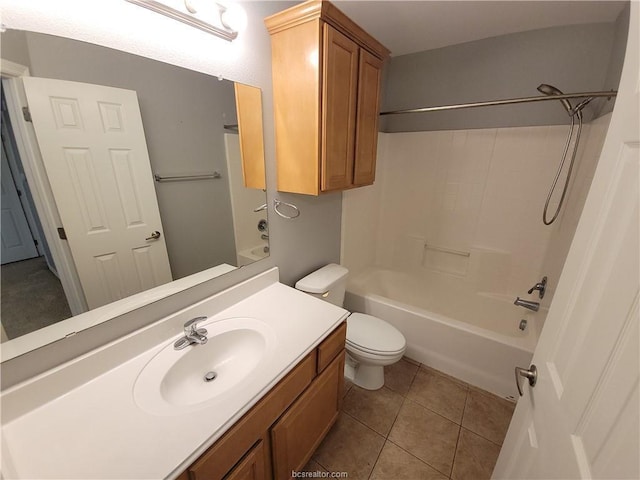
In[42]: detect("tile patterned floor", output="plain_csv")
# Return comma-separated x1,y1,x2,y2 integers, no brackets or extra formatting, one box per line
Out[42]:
305,359,516,480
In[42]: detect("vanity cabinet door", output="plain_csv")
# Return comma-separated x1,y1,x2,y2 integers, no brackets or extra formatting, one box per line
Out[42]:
225,440,266,480
270,351,345,480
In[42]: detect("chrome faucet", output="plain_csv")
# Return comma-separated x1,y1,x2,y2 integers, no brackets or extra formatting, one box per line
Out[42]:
174,317,208,350
514,297,540,312
527,276,548,299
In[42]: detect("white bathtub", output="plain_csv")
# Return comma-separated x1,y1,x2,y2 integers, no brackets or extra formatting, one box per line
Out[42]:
344,267,538,399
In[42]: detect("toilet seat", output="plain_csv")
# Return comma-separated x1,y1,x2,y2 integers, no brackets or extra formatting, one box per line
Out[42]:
346,313,406,356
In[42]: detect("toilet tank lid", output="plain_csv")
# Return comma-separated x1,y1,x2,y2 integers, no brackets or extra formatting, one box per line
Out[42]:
295,263,349,294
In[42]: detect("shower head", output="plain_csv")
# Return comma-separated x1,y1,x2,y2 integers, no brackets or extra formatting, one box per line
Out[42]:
537,83,573,115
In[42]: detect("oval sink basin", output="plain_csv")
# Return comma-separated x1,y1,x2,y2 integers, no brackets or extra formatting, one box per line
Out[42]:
134,317,276,415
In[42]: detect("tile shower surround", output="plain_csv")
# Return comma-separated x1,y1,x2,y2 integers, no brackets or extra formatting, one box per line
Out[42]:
342,115,611,302
304,359,515,480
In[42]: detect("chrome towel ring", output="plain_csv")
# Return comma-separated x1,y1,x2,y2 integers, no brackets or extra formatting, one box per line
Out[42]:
273,199,300,219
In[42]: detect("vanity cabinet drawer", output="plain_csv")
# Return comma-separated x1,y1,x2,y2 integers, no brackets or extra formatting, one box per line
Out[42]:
317,322,346,373
187,351,316,480
270,351,345,480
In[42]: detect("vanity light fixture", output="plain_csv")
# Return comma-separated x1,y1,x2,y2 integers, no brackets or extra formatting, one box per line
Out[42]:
126,0,246,41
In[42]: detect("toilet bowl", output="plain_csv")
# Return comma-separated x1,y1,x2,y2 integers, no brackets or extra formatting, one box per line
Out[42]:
295,264,406,390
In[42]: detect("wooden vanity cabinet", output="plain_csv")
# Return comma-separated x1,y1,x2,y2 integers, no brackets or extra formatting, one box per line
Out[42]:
179,322,346,480
265,0,389,195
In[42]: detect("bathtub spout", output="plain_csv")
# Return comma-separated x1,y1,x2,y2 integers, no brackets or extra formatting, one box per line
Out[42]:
514,297,540,312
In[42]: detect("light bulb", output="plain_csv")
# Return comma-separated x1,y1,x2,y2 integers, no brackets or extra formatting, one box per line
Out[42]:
220,3,247,33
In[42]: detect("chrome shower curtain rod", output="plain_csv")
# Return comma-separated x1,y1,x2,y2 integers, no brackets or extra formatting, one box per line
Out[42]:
380,90,617,116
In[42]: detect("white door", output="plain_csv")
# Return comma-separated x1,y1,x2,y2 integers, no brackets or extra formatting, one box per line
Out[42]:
22,77,173,309
493,5,639,479
1,139,39,264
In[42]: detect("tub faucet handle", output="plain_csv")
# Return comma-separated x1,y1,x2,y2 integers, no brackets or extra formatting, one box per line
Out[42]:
527,276,547,299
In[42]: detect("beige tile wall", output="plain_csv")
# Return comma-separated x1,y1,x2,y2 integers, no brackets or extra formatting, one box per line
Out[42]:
342,114,612,303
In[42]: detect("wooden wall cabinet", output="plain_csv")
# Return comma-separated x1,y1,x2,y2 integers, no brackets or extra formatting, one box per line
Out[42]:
179,322,346,480
234,83,266,190
265,0,390,195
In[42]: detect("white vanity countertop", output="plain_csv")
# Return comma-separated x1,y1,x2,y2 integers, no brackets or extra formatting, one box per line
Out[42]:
0,268,349,479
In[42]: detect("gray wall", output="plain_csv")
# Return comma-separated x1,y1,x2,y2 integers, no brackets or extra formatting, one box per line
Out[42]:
0,30,31,66
381,22,621,132
599,3,630,116
8,32,240,279
249,3,343,287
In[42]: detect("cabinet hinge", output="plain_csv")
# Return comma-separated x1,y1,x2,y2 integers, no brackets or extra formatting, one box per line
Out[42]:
22,106,32,122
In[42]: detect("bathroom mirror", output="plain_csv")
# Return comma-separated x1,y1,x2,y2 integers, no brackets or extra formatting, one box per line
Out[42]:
0,30,269,346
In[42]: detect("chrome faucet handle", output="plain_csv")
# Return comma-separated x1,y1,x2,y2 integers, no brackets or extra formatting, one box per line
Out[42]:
174,317,208,350
527,276,547,299
184,316,207,335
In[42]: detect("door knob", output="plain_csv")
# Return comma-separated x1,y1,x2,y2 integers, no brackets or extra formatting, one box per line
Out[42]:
515,364,537,397
146,231,161,240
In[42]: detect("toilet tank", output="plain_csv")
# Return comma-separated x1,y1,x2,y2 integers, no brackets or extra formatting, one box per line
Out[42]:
295,264,349,307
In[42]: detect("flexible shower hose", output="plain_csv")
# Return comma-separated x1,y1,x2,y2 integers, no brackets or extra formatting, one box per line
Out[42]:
542,110,583,225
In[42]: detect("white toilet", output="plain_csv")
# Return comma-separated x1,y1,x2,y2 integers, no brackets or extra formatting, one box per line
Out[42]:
295,264,406,390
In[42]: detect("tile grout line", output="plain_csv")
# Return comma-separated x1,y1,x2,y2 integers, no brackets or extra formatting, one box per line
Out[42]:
402,396,466,427
460,389,513,448
449,387,471,479
382,364,461,479
343,385,404,437
341,410,387,440
385,436,454,480
366,363,421,479
460,425,506,449
337,410,388,480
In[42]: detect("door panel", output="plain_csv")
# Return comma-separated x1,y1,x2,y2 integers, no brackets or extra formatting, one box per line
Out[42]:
493,6,639,479
1,141,38,264
353,49,383,186
23,77,172,309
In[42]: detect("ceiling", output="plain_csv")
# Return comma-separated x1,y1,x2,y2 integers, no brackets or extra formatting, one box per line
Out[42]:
333,1,627,56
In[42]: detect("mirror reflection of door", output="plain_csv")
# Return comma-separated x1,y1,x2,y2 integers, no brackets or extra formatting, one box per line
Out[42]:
1,87,72,341
1,132,39,264
23,77,172,309
0,29,269,349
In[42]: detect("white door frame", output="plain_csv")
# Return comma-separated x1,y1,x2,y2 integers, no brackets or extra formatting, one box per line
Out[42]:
1,59,87,315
